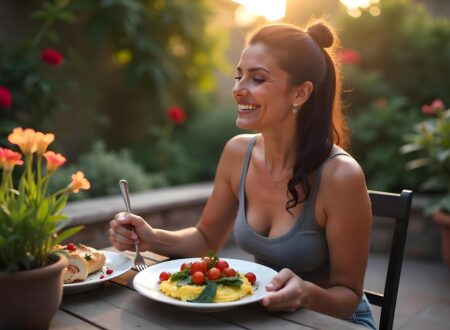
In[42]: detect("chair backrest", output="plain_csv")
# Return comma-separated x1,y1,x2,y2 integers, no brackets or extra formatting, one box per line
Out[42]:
364,189,413,330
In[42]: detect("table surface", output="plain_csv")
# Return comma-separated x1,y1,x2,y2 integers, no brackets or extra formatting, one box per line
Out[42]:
50,249,366,330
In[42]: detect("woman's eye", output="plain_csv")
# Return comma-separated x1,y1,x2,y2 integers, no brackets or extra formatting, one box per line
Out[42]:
253,77,265,83
234,76,242,82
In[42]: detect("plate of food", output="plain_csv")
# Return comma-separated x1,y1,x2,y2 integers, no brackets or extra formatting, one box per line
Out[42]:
133,252,277,312
54,244,132,294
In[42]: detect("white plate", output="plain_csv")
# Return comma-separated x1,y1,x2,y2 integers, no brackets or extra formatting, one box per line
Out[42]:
64,251,132,294
133,258,277,312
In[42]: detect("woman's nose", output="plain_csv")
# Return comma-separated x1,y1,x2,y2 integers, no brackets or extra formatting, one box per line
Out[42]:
232,79,248,97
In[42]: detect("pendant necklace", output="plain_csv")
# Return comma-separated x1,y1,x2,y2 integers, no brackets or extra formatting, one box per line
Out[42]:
264,157,292,189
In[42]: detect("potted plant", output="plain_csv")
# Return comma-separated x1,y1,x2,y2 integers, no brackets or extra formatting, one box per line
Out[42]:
0,127,90,329
401,99,450,267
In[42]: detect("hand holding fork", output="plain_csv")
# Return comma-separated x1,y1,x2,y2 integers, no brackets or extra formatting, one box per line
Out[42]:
119,179,147,271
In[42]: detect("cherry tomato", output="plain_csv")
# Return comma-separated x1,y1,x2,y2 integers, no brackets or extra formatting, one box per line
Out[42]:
207,267,222,280
190,260,207,275
191,271,205,285
66,243,76,251
222,267,236,277
244,272,256,285
180,262,190,271
202,256,213,268
215,259,229,271
159,271,171,282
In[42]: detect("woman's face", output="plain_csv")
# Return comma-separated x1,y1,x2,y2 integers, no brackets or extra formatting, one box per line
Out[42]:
232,42,297,131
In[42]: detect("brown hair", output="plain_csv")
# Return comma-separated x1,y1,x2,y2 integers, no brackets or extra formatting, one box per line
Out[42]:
247,20,348,211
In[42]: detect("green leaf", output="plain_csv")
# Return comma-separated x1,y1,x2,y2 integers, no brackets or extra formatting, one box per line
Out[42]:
406,158,430,170
400,143,421,154
214,276,243,286
188,281,217,303
176,276,192,287
170,268,190,282
53,225,84,245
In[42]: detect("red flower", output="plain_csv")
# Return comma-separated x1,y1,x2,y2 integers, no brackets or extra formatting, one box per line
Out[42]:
167,106,187,124
40,48,64,66
0,86,12,109
338,49,361,65
421,99,446,115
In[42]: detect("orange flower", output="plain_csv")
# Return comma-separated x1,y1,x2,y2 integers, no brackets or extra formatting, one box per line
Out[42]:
43,151,66,172
67,171,90,193
8,127,37,155
35,132,55,155
0,148,24,172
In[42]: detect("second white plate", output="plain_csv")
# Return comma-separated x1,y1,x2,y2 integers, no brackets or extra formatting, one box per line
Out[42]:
64,250,132,294
133,258,277,312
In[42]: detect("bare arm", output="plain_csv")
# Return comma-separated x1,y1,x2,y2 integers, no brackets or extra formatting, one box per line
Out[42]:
108,135,249,258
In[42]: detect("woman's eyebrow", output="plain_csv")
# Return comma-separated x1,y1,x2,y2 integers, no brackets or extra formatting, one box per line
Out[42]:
236,66,271,74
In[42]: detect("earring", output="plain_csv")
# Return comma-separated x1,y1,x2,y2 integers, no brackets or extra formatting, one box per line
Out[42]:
292,103,298,114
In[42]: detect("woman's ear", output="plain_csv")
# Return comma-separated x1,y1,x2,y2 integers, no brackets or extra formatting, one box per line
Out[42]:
293,81,314,105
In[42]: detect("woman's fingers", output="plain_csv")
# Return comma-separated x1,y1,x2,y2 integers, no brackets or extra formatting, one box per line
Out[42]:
261,269,305,312
108,213,145,250
265,268,294,291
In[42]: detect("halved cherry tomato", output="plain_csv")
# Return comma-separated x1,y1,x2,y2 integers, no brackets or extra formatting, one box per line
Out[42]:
207,267,222,280
191,271,205,285
222,267,236,277
159,271,171,282
244,272,256,285
215,259,229,271
180,262,190,271
190,260,207,275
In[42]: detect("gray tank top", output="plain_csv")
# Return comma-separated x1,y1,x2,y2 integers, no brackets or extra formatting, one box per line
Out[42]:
233,135,350,282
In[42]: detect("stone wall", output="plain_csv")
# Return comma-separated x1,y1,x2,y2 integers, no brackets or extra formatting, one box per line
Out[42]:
63,182,441,260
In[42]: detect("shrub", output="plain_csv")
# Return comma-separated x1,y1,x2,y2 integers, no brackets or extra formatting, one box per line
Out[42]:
49,142,164,199
349,97,425,191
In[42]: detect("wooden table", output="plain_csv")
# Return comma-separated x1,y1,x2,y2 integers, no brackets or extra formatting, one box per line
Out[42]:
50,249,366,330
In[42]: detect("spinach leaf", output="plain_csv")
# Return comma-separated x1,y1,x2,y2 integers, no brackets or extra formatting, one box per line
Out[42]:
214,276,243,286
176,276,192,287
170,268,190,282
189,281,218,303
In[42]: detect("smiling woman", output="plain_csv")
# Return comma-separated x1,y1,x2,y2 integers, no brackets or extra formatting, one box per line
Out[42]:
108,18,375,329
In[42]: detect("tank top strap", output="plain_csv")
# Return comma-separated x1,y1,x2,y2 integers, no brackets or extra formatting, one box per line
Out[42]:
238,136,258,196
306,145,351,208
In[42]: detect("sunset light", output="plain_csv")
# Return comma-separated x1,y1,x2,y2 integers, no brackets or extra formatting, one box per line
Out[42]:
232,0,286,24
340,0,381,17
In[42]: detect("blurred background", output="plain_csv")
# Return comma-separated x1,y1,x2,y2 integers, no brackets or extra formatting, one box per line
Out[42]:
1,0,449,258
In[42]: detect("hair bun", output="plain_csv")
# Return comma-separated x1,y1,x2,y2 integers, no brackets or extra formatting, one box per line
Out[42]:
307,22,334,48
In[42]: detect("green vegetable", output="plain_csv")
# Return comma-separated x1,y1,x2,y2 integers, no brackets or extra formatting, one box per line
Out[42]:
170,268,190,281
214,276,243,286
176,276,192,287
189,281,218,303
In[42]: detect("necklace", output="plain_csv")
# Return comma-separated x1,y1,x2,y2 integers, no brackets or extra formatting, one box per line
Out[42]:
263,157,292,189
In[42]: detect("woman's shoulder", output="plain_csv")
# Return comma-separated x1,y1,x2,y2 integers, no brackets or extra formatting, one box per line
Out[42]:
223,133,259,156
322,148,366,190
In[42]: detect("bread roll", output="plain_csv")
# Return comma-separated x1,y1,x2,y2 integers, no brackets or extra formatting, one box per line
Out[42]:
53,244,106,283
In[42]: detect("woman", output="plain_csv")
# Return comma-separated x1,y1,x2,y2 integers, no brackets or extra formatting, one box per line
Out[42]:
109,20,376,329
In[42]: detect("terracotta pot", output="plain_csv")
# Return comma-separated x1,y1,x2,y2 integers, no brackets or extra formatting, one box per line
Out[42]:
432,210,450,268
0,253,68,330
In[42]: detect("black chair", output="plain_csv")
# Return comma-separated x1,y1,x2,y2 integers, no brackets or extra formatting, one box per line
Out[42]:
365,189,413,330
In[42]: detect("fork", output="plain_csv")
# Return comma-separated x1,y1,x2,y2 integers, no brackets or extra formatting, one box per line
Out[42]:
119,179,147,271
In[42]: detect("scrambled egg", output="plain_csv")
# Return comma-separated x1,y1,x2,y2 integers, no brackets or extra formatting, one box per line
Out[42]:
160,276,254,302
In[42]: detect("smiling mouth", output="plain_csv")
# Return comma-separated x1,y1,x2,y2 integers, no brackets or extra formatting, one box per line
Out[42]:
238,104,258,111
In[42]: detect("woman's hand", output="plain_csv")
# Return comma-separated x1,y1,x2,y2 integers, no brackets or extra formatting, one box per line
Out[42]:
261,268,309,312
108,212,153,252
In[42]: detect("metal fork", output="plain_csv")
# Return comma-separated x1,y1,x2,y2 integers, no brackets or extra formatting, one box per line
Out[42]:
119,179,147,271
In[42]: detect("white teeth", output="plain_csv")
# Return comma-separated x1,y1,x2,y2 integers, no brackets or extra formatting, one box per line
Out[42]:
238,104,257,111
